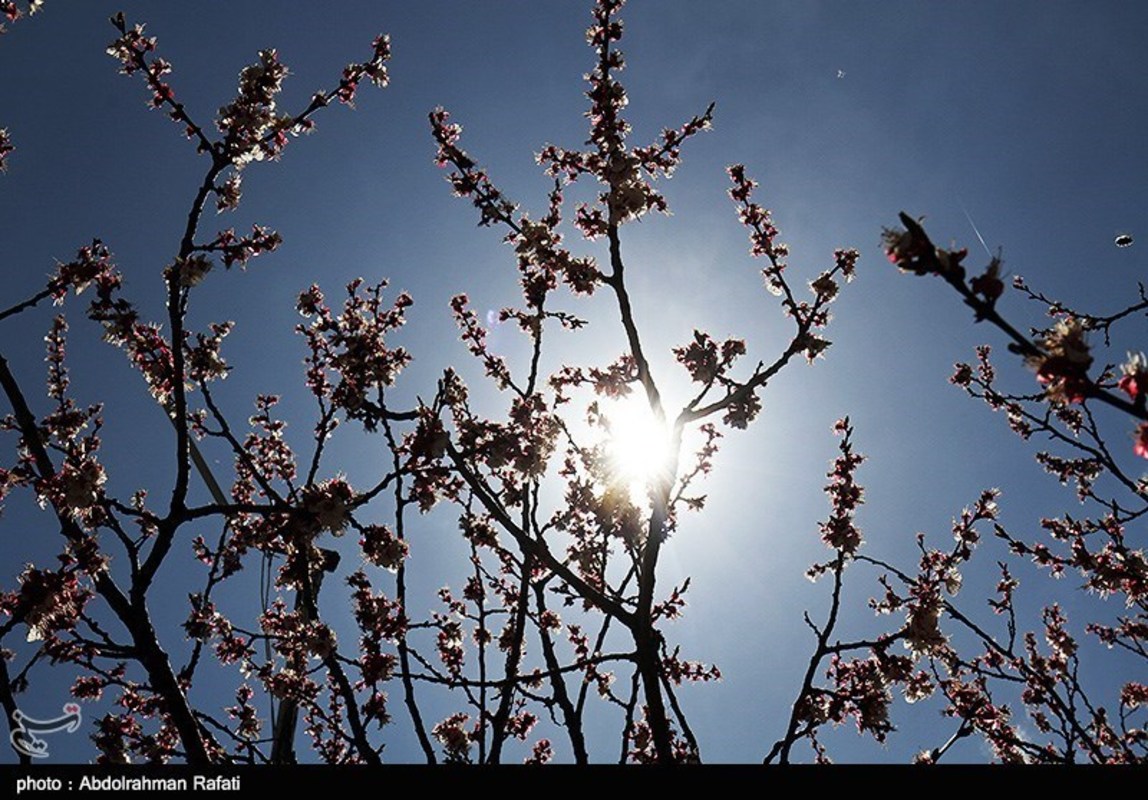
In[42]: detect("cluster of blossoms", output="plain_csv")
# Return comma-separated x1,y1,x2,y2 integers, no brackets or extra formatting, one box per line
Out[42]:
216,49,292,167
204,225,282,269
185,321,233,384
214,173,242,213
430,113,601,304
7,565,90,642
431,713,476,763
626,713,698,764
884,219,965,277
51,240,119,302
402,408,459,513
513,215,600,300
727,164,786,284
886,213,1148,467
549,354,638,404
37,458,106,522
225,395,297,511
115,321,175,405
333,34,391,106
166,254,213,288
1006,514,1148,604
348,571,406,643
17,317,112,529
105,16,157,79
0,1,42,32
1027,317,1093,405
45,242,188,407
673,331,747,387
883,213,1003,307
604,152,661,223
817,418,865,556
300,477,355,536
224,685,262,740
297,279,413,430
454,394,561,481
1118,352,1148,456
590,483,644,544
803,650,923,742
660,646,721,685
258,600,337,665
449,295,513,390
0,9,421,769
358,524,408,572
727,165,852,362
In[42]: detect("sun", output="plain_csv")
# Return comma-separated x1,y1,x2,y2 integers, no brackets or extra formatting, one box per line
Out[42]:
601,394,675,504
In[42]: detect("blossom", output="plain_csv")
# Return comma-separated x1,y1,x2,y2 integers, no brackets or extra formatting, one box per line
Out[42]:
166,254,213,288
52,240,119,300
1121,682,1148,709
215,173,242,212
722,391,762,430
299,279,414,428
432,713,473,763
605,152,656,222
210,225,282,268
903,595,947,657
950,362,973,387
1134,423,1148,460
17,567,87,642
798,332,831,363
810,272,838,301
882,217,934,275
1042,317,1090,364
359,525,408,572
1119,351,1148,400
819,420,864,555
933,246,968,278
673,332,744,384
106,19,156,77
525,739,554,765
301,477,354,535
39,459,106,520
1027,317,1092,404
216,49,290,166
186,321,233,383
969,256,1005,302
834,248,860,282
225,685,262,739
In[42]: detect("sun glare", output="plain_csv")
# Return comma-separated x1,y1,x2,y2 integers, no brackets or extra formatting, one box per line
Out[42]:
602,395,675,504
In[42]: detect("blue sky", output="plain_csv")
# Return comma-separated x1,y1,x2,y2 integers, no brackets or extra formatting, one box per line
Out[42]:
1,1,1147,763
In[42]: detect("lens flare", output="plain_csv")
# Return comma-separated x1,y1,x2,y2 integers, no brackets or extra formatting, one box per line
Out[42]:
602,395,674,504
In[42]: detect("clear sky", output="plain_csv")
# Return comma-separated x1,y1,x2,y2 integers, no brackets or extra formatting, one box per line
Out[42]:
2,1,1147,764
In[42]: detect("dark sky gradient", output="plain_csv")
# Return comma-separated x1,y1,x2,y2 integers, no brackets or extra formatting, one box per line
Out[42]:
2,2,1147,763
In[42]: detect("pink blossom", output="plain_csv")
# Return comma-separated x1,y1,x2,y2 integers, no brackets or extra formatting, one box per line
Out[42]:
1119,351,1148,399
1134,423,1148,459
